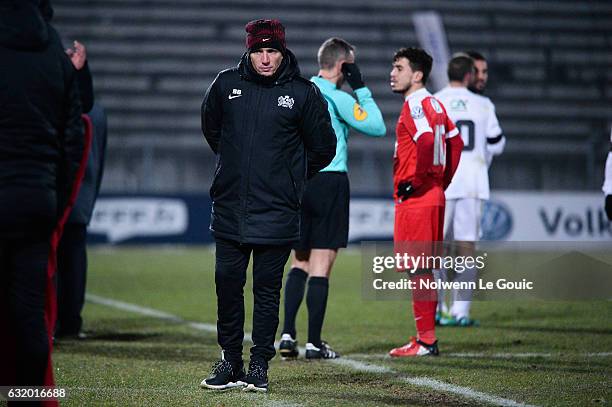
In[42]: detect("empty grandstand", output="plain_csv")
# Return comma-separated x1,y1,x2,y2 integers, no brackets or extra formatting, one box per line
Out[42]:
52,0,612,194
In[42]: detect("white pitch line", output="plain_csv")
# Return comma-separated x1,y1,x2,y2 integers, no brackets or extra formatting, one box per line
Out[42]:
330,358,393,374
86,294,535,407
330,358,534,407
402,376,532,407
88,294,183,322
449,352,612,358
87,294,252,342
346,352,612,360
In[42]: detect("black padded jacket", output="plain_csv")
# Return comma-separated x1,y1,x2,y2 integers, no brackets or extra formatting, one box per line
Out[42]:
0,1,84,237
201,50,336,244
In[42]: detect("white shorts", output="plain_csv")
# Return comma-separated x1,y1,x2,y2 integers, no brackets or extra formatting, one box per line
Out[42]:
444,198,484,241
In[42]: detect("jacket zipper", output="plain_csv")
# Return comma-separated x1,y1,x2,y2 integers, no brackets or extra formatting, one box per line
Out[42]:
240,86,261,243
282,85,300,211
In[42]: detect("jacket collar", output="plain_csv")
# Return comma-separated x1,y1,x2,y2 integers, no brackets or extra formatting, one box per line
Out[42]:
238,48,300,86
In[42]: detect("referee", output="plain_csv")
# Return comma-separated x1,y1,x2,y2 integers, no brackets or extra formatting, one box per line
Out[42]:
279,38,386,359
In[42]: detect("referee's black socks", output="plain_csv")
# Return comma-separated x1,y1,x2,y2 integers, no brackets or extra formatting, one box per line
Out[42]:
282,267,308,339
307,276,329,348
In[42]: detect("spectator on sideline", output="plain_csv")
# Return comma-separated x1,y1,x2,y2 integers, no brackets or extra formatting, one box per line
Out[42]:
279,37,386,360
200,19,336,392
56,41,108,340
0,0,84,389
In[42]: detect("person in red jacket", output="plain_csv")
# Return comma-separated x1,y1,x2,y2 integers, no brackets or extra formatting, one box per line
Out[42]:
388,47,463,357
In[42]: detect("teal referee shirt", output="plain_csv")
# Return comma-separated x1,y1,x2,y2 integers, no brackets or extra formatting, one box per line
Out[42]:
310,76,386,173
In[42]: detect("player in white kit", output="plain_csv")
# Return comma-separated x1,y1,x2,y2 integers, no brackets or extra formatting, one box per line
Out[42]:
604,128,612,221
434,53,505,326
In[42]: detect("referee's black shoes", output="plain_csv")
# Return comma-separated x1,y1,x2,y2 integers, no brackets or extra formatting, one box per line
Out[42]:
279,333,299,360
305,341,340,360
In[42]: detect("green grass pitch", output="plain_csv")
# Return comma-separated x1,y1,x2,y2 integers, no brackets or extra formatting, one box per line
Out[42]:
50,247,611,406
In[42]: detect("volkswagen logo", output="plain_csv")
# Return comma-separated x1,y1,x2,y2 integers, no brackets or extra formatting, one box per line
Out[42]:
481,200,513,241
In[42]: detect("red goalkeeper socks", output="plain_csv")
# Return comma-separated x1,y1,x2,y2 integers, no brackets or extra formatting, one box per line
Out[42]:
411,273,437,344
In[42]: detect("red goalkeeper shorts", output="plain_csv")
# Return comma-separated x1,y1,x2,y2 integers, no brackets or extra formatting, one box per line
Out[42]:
394,204,445,243
394,204,445,271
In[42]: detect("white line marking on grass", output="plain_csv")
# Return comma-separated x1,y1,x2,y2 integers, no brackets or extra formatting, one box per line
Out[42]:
330,358,534,407
87,294,253,342
88,294,183,322
445,351,612,359
401,376,533,407
186,321,217,334
348,352,612,360
87,294,535,407
330,358,393,374
585,352,612,357
451,352,553,358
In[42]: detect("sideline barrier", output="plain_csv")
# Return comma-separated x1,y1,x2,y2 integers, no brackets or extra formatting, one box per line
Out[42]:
87,191,611,244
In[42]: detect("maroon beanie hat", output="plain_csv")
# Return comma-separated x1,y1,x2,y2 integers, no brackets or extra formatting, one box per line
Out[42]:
245,19,286,54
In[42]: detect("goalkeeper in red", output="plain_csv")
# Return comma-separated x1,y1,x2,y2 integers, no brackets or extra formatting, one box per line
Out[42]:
388,47,463,357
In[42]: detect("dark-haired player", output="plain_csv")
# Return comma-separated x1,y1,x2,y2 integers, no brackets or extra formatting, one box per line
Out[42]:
434,54,505,326
465,50,488,95
388,48,463,357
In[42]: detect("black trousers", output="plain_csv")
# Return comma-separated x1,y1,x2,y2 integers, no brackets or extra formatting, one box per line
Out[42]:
214,237,291,366
0,233,50,387
56,223,87,335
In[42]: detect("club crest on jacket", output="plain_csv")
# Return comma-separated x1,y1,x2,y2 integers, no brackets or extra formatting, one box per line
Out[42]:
278,95,294,109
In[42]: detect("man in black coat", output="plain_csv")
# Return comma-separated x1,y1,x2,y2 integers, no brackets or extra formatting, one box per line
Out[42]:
56,41,107,340
0,0,84,389
200,19,336,393
56,102,106,340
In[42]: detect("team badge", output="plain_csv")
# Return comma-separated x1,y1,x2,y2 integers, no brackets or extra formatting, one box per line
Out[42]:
353,103,368,121
430,98,443,113
410,106,424,119
278,95,294,109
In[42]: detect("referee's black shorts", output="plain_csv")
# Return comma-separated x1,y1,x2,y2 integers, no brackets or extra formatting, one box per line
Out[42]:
294,171,349,251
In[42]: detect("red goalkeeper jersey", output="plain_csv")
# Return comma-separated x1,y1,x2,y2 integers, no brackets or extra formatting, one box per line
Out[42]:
394,88,461,206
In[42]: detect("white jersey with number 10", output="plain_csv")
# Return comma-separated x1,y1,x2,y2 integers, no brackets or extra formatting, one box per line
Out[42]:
434,86,505,200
